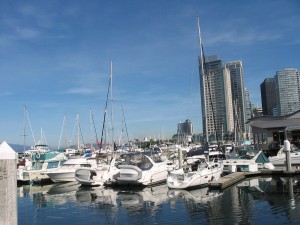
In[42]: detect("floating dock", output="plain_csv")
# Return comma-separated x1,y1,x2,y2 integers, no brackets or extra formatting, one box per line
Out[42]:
209,169,300,190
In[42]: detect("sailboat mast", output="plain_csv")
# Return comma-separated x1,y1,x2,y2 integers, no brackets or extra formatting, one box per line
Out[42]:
197,17,209,143
110,61,114,152
23,105,27,152
89,109,93,149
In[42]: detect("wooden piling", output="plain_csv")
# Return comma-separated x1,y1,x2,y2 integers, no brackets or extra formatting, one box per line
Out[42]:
0,141,18,225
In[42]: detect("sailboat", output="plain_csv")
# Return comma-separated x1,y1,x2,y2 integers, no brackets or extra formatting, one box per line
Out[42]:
166,17,224,190
17,106,68,184
75,61,120,186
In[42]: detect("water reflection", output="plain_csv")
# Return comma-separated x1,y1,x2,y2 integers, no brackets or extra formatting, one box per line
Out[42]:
17,176,300,225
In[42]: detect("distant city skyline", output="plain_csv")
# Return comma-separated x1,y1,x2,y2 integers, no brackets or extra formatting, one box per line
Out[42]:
0,0,299,147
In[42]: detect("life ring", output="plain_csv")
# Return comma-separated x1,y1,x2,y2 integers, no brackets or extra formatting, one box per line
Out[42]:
36,153,40,160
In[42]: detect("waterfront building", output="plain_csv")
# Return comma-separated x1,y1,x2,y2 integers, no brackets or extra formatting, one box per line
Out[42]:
248,109,300,154
260,78,277,116
199,55,234,142
275,68,300,116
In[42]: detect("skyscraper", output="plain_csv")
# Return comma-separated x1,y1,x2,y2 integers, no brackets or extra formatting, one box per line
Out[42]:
177,119,193,144
244,88,252,139
260,78,276,116
275,68,300,116
226,60,246,139
199,55,234,142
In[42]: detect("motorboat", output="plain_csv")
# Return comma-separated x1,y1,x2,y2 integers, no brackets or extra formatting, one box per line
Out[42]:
17,152,68,184
223,149,275,173
115,154,177,186
44,157,98,182
268,144,300,166
167,158,223,189
74,156,120,186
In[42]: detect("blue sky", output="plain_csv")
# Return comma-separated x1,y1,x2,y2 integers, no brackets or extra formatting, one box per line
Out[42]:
0,0,299,148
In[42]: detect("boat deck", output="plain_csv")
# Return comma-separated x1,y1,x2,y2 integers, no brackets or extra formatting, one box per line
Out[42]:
209,169,300,190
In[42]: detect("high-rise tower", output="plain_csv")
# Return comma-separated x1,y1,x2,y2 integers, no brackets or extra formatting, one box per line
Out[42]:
260,78,276,116
226,60,246,140
199,55,235,142
275,68,300,116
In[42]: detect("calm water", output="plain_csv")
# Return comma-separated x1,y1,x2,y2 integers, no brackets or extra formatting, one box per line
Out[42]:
17,176,300,225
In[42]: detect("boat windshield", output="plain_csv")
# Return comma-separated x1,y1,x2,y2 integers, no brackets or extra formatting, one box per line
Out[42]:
238,149,258,159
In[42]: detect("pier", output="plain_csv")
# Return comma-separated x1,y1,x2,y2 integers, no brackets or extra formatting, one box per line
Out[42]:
209,169,300,190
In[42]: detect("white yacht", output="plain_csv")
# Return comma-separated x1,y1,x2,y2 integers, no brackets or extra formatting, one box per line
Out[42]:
17,152,68,184
74,156,120,186
44,157,98,182
167,158,223,189
223,150,275,173
268,144,300,166
116,154,177,186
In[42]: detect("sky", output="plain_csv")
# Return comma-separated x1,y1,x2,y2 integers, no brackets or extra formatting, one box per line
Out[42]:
0,0,299,148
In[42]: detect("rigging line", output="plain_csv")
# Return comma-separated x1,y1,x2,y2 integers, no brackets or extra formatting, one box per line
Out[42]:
90,108,99,146
57,115,65,150
197,17,208,143
23,105,27,152
25,106,36,145
121,105,130,145
70,115,77,147
100,71,112,149
78,119,85,147
187,28,199,119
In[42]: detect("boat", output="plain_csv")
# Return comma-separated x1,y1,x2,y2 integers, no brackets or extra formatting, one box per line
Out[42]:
44,156,98,182
186,144,225,162
166,158,223,189
74,155,120,186
75,62,122,186
17,152,68,184
115,154,177,186
268,144,300,167
222,149,275,173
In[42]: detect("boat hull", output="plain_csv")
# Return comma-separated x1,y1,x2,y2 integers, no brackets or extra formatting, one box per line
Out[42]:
116,164,169,186
46,171,77,182
167,168,222,189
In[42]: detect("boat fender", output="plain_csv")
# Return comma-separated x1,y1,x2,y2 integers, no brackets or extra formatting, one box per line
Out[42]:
36,153,40,160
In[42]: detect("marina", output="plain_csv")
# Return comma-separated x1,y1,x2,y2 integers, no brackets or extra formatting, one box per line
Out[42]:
17,175,300,225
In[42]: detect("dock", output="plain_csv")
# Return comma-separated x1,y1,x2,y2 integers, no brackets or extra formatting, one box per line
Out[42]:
209,169,300,190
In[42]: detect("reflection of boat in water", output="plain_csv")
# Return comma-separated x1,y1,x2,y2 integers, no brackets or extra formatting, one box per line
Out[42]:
236,177,272,192
18,182,80,206
76,186,118,207
117,184,169,210
167,187,222,204
47,181,80,195
18,183,53,197
75,184,169,211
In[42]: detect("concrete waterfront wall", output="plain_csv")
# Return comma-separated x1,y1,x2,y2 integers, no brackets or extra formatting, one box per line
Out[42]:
0,141,18,225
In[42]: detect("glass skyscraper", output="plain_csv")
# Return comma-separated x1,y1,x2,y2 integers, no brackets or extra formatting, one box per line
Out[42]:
275,68,300,116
